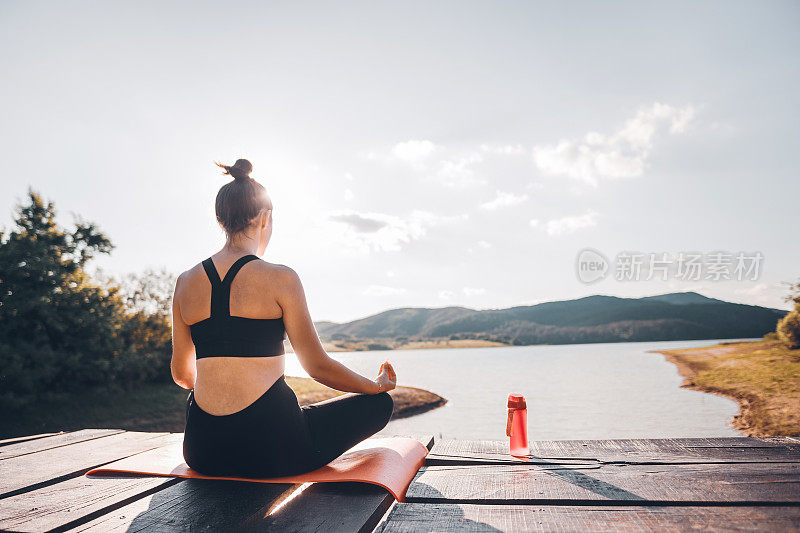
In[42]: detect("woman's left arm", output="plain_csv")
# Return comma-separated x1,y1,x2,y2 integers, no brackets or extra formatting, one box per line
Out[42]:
170,273,197,390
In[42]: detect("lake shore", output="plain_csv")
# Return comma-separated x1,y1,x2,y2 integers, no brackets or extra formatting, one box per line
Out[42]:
0,378,447,439
653,340,800,436
285,338,511,352
286,376,447,419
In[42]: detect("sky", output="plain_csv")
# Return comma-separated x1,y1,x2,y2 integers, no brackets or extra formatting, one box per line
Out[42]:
1,1,798,322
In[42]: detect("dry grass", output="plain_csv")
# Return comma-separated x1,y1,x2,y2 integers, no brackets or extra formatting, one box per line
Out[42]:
654,340,800,436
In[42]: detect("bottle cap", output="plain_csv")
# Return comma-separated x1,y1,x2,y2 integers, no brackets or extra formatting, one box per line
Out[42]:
507,393,526,409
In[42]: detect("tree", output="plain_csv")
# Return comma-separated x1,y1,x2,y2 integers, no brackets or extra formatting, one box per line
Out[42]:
114,268,176,384
777,312,800,349
116,268,175,317
0,189,173,406
776,279,800,349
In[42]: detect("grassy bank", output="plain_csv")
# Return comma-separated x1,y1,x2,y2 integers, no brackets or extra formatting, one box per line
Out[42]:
0,377,446,440
654,340,800,436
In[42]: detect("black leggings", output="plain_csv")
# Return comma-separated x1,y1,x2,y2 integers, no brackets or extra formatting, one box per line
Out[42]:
183,375,394,478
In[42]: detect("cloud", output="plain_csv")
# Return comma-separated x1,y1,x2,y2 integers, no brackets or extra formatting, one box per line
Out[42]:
362,285,407,296
731,282,788,308
343,188,354,201
438,290,455,300
328,212,388,233
435,152,486,187
358,151,381,160
480,190,529,210
468,239,493,254
463,287,486,296
532,103,696,186
366,105,694,191
391,139,439,163
734,283,769,297
371,140,488,187
545,210,599,236
328,209,466,252
480,144,526,155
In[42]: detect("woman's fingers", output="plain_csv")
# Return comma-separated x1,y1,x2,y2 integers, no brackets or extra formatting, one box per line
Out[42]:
377,361,396,386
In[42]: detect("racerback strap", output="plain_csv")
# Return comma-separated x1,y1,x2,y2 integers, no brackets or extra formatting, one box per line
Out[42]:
201,254,259,318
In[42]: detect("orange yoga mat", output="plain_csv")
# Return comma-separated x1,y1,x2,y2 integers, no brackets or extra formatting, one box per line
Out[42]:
85,436,428,502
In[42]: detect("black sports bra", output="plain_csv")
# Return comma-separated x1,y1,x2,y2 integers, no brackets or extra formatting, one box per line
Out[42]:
189,254,286,359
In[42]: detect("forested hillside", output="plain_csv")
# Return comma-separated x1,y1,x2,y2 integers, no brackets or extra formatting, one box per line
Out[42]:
316,292,786,346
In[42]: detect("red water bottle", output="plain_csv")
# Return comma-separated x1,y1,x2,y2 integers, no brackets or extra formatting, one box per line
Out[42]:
506,393,528,457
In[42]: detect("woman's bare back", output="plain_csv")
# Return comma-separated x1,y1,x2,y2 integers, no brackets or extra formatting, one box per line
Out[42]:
175,253,287,415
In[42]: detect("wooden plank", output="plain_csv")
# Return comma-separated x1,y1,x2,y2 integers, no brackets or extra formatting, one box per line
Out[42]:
239,435,434,533
0,429,125,461
0,432,61,447
406,462,800,504
426,438,800,466
0,431,182,498
245,481,396,533
0,474,183,533
62,479,296,533
66,435,435,533
376,503,800,533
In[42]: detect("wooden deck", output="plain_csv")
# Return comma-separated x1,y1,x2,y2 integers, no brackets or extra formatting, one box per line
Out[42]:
379,436,800,532
0,432,798,532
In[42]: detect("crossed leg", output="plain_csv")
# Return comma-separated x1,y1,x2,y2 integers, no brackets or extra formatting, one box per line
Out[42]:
300,391,394,470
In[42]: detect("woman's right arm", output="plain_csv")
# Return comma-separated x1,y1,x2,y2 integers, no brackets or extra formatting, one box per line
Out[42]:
276,266,395,394
170,273,197,390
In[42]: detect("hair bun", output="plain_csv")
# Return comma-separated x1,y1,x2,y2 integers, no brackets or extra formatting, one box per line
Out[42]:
215,158,253,181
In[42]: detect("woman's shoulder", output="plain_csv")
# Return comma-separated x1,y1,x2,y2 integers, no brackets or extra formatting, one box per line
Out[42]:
173,262,204,297
250,259,300,287
176,260,206,282
175,257,300,290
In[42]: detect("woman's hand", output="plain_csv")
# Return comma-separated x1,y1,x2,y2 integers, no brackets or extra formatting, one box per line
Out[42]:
374,361,397,393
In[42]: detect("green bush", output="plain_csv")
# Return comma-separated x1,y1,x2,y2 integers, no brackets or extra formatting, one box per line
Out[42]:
0,189,173,407
776,310,800,350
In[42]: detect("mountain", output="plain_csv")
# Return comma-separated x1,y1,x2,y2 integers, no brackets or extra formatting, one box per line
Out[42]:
315,292,786,346
639,292,725,305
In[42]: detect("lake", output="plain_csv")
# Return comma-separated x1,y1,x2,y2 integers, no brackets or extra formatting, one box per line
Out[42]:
284,339,745,441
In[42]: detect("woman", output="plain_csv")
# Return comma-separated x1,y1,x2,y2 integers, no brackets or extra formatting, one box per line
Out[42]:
171,158,397,478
